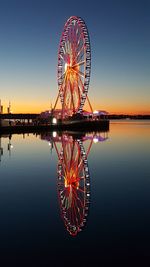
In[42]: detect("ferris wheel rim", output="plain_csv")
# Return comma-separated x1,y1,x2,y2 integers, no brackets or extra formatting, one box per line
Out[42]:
57,16,91,118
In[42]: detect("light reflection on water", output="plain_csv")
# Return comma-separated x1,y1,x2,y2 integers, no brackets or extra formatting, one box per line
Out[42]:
0,121,150,266
41,132,108,236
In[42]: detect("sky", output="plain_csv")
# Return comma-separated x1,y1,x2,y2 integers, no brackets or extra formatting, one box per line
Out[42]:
0,0,150,114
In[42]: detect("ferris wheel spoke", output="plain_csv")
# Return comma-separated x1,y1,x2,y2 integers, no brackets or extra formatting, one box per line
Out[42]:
72,87,80,110
72,160,80,177
72,68,84,78
72,202,78,224
61,157,68,173
73,159,82,178
69,80,74,111
66,39,70,54
69,79,75,112
77,158,84,173
68,27,72,44
75,26,78,36
73,201,82,220
70,26,75,46
78,60,85,66
78,84,83,98
73,26,77,48
74,150,80,166
78,175,85,180
77,32,82,46
74,145,80,162
73,44,84,63
65,81,71,102
78,70,85,78
66,85,71,111
77,73,85,93
72,60,85,68
77,187,85,193
71,46,75,64
77,51,84,63
68,41,72,56
73,191,84,208
76,86,81,108
75,24,80,39
69,143,75,170
69,41,72,56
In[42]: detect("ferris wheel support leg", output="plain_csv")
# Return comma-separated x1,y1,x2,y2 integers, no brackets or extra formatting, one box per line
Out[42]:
53,92,60,111
86,137,94,157
86,96,93,113
53,141,61,161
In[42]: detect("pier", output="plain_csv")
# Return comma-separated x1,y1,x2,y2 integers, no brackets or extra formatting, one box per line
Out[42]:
0,118,109,135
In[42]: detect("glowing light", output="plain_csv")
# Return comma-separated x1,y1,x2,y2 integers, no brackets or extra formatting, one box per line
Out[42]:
65,63,68,72
52,131,57,138
93,110,99,114
52,117,57,124
93,137,98,143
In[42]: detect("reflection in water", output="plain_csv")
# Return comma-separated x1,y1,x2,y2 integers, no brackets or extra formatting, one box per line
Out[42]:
0,123,150,264
57,136,90,236
0,137,3,162
0,135,13,161
42,131,108,236
0,131,108,236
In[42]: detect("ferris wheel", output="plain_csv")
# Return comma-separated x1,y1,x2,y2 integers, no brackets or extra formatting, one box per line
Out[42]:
55,16,91,119
57,136,90,236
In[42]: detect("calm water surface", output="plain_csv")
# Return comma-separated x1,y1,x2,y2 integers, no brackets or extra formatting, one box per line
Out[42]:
0,121,150,266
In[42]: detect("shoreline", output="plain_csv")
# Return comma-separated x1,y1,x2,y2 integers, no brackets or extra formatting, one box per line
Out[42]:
0,120,109,135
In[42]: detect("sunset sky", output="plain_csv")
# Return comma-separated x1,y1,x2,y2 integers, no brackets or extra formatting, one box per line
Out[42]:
0,0,149,114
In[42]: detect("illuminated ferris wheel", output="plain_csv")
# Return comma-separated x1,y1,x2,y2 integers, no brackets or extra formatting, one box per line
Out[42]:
57,136,90,236
55,16,91,119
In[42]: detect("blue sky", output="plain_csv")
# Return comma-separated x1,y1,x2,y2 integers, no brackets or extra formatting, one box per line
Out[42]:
0,0,149,113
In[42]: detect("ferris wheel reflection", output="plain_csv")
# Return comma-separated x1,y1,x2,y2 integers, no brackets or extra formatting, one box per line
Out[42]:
41,131,108,236
57,136,90,236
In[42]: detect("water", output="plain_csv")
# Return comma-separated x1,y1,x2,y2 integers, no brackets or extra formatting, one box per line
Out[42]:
0,121,150,266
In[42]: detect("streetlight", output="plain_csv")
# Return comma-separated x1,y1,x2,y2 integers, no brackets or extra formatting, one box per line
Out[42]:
52,117,57,124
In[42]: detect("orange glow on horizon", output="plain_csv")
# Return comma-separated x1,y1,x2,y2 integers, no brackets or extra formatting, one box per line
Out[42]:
1,99,149,115
92,100,150,115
